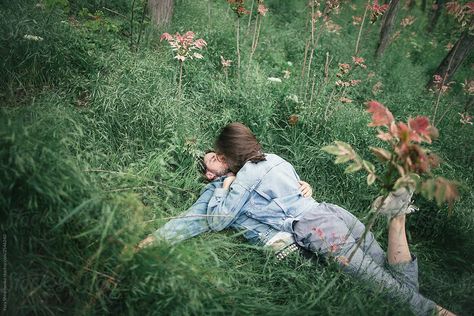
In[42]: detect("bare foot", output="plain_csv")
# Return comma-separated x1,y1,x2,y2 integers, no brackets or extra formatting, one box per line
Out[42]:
436,305,456,316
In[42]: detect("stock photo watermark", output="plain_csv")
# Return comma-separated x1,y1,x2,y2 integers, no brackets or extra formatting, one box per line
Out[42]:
2,233,6,312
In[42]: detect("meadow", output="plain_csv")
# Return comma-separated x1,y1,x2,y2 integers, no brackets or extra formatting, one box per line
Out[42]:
1,0,473,314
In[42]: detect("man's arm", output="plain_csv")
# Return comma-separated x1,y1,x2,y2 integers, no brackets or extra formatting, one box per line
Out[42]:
206,176,251,232
136,180,222,250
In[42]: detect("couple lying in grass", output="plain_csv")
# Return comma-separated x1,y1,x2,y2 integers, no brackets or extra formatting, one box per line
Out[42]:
137,123,455,316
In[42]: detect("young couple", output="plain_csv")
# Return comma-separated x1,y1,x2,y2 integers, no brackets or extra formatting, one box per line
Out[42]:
138,123,455,316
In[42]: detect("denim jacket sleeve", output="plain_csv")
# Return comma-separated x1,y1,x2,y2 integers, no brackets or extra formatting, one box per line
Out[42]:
151,180,221,244
206,181,251,232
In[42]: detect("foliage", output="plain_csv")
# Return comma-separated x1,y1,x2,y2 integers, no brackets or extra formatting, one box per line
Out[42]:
1,0,473,315
322,101,459,209
160,31,207,62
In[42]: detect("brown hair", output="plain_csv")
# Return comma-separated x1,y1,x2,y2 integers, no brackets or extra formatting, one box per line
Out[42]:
214,122,266,173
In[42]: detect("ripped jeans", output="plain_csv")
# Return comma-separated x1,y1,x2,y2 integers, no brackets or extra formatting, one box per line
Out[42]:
293,202,437,316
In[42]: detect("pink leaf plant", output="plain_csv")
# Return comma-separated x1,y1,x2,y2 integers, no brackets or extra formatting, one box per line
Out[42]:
160,31,207,97
160,31,207,62
367,0,389,23
322,100,459,209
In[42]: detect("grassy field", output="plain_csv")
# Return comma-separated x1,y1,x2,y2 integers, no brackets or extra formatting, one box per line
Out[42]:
1,0,473,314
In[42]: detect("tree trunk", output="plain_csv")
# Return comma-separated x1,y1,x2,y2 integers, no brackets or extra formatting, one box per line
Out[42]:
427,28,474,89
148,0,174,27
427,0,444,33
406,0,416,10
375,0,401,58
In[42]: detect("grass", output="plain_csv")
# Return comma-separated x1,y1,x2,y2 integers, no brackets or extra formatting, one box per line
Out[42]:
1,0,473,315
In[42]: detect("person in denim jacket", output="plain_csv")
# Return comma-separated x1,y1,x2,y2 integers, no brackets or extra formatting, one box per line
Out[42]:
206,122,455,316
136,152,312,259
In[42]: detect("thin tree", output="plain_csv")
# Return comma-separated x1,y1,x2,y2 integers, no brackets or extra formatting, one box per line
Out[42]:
148,0,174,27
427,21,474,89
428,4,474,89
375,0,401,58
427,0,445,33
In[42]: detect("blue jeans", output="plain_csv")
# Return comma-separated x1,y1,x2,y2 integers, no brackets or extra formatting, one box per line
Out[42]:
293,202,437,316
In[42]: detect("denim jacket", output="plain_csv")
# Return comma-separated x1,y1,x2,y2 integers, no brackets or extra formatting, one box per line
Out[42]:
207,154,319,233
152,178,290,246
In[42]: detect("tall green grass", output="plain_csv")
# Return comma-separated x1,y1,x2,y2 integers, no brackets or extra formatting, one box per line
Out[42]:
1,0,473,314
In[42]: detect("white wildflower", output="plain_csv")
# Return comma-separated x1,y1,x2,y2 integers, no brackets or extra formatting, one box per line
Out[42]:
267,77,282,83
24,34,44,41
286,94,302,104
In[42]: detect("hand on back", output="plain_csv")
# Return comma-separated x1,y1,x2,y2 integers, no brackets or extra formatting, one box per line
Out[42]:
299,181,313,198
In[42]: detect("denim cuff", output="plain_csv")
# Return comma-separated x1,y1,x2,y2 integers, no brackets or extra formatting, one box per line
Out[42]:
387,253,419,292
387,253,417,271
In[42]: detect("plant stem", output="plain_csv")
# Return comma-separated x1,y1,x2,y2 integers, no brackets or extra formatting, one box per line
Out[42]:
130,0,137,49
255,15,262,50
208,0,212,30
236,17,241,80
301,37,310,78
346,194,389,263
309,73,317,107
299,5,312,96
304,4,315,101
247,12,261,78
178,61,183,98
355,0,370,55
324,87,337,121
136,0,148,50
304,7,327,101
432,41,460,125
247,0,255,33
436,102,453,126
324,51,330,83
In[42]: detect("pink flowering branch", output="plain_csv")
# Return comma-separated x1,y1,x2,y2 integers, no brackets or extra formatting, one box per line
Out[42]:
322,101,459,263
247,1,268,77
160,31,207,97
368,0,389,23
220,55,232,82
227,0,250,79
354,0,371,55
323,100,458,207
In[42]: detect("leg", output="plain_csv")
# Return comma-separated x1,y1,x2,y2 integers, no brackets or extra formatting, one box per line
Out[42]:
339,243,438,316
293,209,438,316
331,203,421,292
387,215,411,265
326,203,386,266
387,215,456,316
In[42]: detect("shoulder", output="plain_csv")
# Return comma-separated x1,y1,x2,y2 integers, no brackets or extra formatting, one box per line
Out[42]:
234,153,287,188
264,153,286,163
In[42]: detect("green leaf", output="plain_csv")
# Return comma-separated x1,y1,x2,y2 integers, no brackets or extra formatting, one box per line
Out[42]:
334,141,353,150
321,145,340,156
435,183,446,206
344,162,362,174
434,177,459,208
421,179,436,201
367,173,376,185
362,160,376,173
52,197,98,231
393,174,420,191
370,146,392,162
335,155,351,164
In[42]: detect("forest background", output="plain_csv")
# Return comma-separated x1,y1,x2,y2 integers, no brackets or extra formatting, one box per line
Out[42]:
1,0,473,314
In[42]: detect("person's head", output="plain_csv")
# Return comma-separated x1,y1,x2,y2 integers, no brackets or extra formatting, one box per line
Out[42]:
214,122,265,173
198,150,229,181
